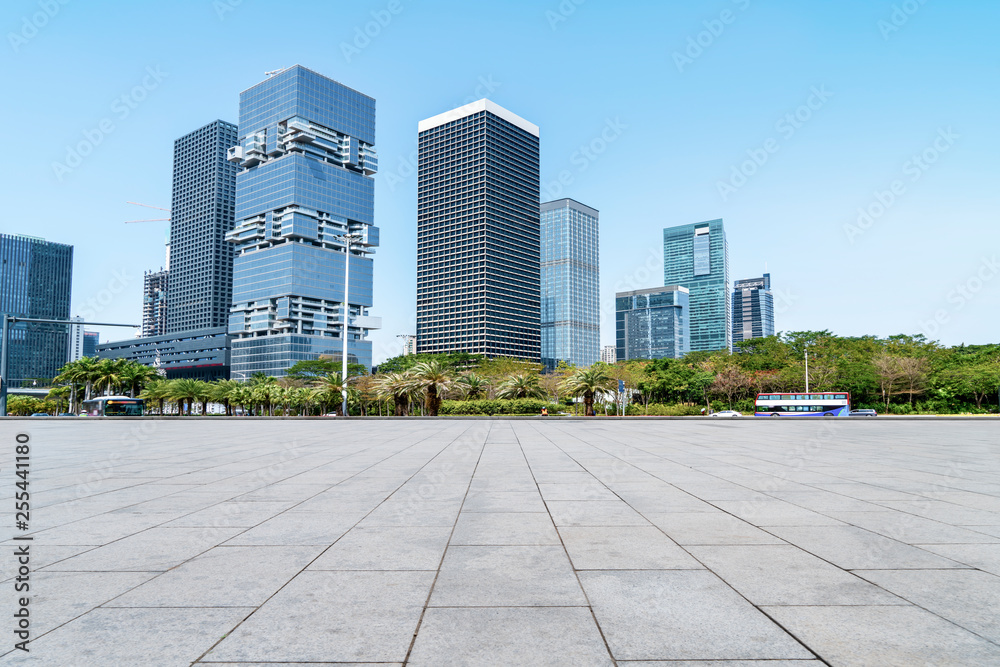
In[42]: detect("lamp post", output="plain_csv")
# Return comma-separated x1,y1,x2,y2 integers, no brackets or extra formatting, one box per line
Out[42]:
335,233,364,417
804,346,810,393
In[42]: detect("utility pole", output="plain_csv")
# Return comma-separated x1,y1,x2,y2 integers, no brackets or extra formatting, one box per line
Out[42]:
336,233,363,417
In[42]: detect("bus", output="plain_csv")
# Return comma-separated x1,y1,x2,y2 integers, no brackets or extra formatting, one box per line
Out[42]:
82,396,145,417
755,393,850,417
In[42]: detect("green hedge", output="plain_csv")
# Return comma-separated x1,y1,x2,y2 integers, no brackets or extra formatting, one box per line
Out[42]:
439,399,561,415
623,403,704,416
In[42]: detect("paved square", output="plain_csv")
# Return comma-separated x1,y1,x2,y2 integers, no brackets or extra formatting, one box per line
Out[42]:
1,418,999,665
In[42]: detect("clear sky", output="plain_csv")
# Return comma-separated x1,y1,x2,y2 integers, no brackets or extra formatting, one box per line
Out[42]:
2,0,998,363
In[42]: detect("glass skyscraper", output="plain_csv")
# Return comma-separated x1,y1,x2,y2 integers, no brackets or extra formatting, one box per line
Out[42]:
167,120,238,333
0,234,73,386
732,273,775,343
663,219,731,352
615,286,690,361
227,66,380,376
416,99,541,360
540,198,599,370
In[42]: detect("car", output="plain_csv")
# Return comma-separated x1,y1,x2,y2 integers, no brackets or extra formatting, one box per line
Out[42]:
850,409,878,417
58,412,76,417
711,410,743,418
30,412,49,417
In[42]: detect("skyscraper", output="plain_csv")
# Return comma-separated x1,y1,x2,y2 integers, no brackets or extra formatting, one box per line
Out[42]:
540,198,599,370
663,219,730,352
166,120,238,333
615,286,690,361
82,331,99,357
732,273,775,343
416,99,541,360
227,66,380,376
601,345,617,364
142,269,169,337
0,234,73,386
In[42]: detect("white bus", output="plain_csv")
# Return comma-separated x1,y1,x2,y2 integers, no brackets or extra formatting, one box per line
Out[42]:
755,393,850,417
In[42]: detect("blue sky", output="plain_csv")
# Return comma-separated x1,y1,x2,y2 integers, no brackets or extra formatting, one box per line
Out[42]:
2,0,998,363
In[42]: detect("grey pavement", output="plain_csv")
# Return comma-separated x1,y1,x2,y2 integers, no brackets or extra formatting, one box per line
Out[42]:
0,418,998,666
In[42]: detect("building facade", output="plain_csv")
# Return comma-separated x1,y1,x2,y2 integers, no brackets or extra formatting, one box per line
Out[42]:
227,66,380,376
68,316,85,362
166,120,238,334
540,198,599,371
0,234,73,387
616,286,690,361
732,273,775,343
82,331,99,357
401,335,417,356
142,269,169,337
416,99,541,360
97,327,230,381
601,345,617,364
663,219,730,352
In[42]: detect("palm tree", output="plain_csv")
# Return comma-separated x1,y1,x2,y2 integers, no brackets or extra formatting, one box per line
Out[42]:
314,372,347,415
140,379,171,415
45,386,71,413
560,366,615,416
409,360,453,416
496,373,546,400
93,358,128,396
210,380,240,416
374,372,417,416
456,373,490,400
119,362,159,398
167,378,205,416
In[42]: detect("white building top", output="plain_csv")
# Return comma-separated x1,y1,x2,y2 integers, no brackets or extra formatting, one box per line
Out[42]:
418,99,539,137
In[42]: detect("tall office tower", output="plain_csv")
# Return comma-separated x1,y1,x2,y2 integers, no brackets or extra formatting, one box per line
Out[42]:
540,199,599,371
0,234,73,387
68,316,84,362
401,335,417,356
732,273,775,344
227,66,380,376
142,269,169,337
615,286,690,361
416,99,541,360
83,331,99,357
663,219,730,352
166,119,238,334
601,345,617,364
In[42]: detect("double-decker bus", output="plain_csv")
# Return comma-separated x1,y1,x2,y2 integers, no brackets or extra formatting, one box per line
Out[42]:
755,393,850,417
82,396,145,417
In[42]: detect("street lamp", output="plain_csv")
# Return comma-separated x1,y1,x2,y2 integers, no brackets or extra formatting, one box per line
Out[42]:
804,345,810,393
334,232,364,417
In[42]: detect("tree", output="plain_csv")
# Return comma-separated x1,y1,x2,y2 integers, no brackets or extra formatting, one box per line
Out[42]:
286,359,366,382
140,380,172,415
455,373,490,400
872,353,904,412
896,356,930,407
374,372,417,416
560,366,615,416
708,365,753,409
314,373,347,416
496,373,546,400
409,360,453,416
168,379,209,416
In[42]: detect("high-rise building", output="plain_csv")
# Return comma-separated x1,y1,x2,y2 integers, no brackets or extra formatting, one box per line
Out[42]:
416,99,541,360
540,198,599,371
67,316,86,362
166,119,238,334
0,234,73,387
401,335,417,356
82,331,99,357
663,219,730,352
732,273,775,344
601,345,617,364
227,66,381,376
142,269,169,337
615,286,690,361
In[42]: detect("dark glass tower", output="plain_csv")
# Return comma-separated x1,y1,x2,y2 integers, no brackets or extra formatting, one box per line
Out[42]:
227,66,380,376
0,234,73,386
166,120,238,334
541,198,599,370
615,286,690,361
663,219,731,352
732,273,775,343
416,100,541,360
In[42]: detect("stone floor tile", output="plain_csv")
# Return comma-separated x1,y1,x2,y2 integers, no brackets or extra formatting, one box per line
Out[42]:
308,526,452,570
462,491,547,513
407,607,613,666
547,500,649,527
561,526,703,569
579,570,812,661
827,510,1000,544
451,512,559,545
223,511,362,546
911,542,1000,576
711,499,845,527
646,511,785,545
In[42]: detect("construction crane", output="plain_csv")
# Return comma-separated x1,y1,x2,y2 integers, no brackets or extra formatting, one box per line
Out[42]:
125,201,171,224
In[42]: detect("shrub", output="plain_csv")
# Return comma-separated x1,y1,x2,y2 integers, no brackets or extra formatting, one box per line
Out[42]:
438,399,561,415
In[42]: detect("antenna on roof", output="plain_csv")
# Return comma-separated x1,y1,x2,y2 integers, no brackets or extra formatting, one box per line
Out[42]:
264,68,286,77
